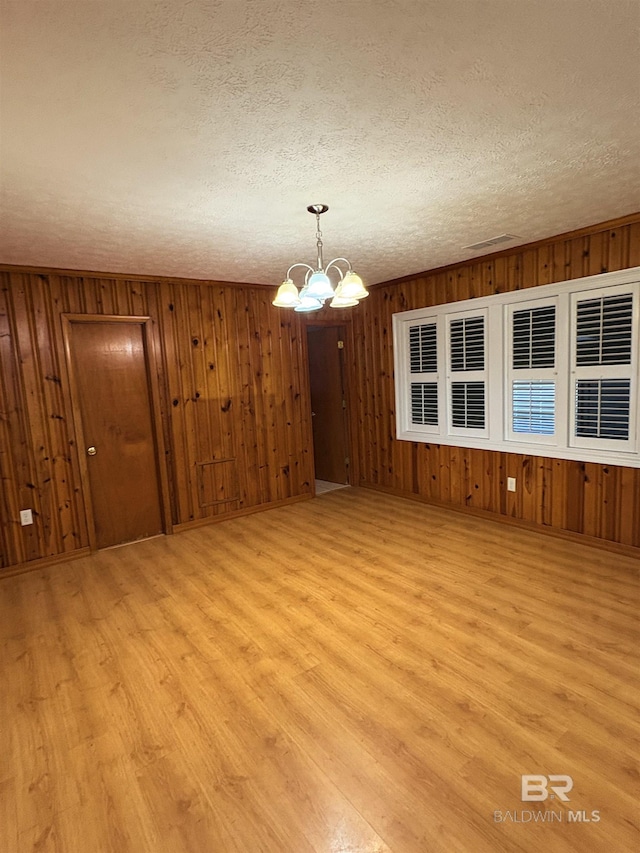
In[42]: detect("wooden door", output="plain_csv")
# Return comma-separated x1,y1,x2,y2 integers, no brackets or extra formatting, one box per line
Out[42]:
307,326,350,484
65,319,164,549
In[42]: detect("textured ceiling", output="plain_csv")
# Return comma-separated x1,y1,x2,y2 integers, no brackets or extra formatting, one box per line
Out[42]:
1,0,639,286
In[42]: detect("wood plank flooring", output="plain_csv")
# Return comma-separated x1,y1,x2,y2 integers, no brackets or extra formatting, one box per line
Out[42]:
1,488,639,853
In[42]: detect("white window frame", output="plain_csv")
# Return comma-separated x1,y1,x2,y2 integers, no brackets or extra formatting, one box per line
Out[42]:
392,266,640,468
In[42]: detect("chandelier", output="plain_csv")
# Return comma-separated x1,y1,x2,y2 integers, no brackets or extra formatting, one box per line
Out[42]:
272,204,369,312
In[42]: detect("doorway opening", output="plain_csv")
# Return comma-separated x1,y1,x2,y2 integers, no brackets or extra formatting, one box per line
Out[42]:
306,325,351,494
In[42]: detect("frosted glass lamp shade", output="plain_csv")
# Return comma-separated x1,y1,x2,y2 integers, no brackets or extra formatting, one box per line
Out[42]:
306,271,335,301
329,294,359,308
329,282,358,308
294,287,323,313
272,279,300,307
340,270,369,300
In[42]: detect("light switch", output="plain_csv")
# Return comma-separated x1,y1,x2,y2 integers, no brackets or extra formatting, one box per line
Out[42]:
507,477,516,492
20,509,33,526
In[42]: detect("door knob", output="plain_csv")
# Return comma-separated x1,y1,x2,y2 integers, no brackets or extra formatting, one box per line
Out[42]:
87,446,97,456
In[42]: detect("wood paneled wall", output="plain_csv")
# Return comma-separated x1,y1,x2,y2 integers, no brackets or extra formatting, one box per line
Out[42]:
0,272,313,570
2,213,639,571
350,213,640,549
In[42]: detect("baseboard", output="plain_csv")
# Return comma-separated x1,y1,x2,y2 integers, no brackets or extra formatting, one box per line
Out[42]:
0,495,314,579
358,482,640,562
173,492,313,533
0,547,92,580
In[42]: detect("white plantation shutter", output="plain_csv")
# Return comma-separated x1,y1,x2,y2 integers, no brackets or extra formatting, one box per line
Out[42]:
450,316,484,372
507,300,558,443
410,382,438,425
407,320,439,432
409,323,437,373
570,285,637,452
575,380,631,439
447,311,487,435
575,293,633,366
451,381,485,428
512,304,556,369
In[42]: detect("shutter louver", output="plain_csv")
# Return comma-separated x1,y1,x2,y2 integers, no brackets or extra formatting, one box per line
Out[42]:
411,383,438,425
409,324,437,373
451,382,485,429
513,306,555,369
575,379,630,440
450,317,484,371
576,294,633,366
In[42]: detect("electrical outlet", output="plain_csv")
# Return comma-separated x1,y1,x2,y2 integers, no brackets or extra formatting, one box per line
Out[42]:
20,509,33,526
507,477,516,492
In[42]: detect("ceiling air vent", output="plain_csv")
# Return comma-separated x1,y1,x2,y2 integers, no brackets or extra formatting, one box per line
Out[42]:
463,234,519,252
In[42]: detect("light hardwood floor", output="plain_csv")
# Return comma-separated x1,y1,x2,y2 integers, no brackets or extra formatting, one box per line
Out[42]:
1,488,639,853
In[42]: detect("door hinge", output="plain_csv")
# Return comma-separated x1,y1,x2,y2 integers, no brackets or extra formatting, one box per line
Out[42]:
337,340,344,349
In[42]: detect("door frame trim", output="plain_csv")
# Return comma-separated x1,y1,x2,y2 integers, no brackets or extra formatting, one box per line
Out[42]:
61,314,172,550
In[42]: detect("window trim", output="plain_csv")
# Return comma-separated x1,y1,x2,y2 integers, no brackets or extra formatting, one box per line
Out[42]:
393,266,640,469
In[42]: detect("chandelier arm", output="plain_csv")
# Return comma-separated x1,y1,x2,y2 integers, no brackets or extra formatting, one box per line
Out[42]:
325,258,352,278
286,262,315,280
